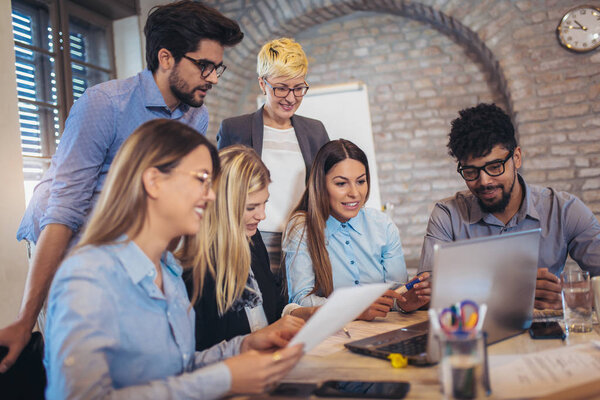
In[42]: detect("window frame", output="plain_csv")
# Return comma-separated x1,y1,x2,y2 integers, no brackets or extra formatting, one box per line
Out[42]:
12,0,116,179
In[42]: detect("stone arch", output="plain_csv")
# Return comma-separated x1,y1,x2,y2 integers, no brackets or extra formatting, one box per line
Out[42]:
207,0,513,134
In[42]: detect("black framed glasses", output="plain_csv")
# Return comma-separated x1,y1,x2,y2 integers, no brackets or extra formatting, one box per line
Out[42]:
263,79,309,98
457,150,514,181
182,55,227,78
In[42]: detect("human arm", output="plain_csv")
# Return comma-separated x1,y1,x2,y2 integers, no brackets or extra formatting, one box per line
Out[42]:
283,226,328,307
0,224,72,373
563,196,600,276
418,203,455,274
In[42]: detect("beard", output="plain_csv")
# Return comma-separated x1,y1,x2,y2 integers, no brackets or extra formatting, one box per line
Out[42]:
474,169,516,214
168,66,212,108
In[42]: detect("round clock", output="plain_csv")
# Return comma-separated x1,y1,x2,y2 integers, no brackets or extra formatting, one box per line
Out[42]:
556,5,600,52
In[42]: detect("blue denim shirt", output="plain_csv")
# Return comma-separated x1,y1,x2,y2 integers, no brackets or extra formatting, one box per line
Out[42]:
284,207,408,305
17,69,209,246
45,238,243,399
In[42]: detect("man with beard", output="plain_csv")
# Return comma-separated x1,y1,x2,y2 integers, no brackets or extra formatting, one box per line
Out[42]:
0,1,243,374
418,103,600,310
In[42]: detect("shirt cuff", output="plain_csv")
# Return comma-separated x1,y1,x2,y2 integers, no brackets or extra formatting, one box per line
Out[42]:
192,361,232,399
281,303,302,317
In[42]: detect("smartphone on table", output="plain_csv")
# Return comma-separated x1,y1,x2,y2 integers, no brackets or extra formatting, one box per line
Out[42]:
314,380,410,398
528,321,565,340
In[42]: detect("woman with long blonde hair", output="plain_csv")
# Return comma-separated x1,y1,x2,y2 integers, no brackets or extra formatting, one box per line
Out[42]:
284,140,431,320
189,145,313,350
44,120,303,399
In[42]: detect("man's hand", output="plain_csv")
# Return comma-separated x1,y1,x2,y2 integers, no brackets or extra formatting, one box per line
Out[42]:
357,291,395,321
535,268,562,310
289,306,319,321
0,224,72,373
396,272,432,312
241,315,304,353
0,320,31,373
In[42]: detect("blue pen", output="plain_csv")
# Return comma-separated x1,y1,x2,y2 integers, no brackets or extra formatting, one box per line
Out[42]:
394,277,421,295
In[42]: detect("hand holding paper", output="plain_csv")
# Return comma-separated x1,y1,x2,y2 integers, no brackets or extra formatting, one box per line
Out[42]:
288,283,390,352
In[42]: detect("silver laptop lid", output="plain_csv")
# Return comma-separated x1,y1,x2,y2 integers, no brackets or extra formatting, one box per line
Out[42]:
430,228,541,346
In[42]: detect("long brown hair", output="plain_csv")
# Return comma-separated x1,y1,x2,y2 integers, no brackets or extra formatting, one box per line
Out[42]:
284,139,370,298
76,119,219,272
189,145,271,314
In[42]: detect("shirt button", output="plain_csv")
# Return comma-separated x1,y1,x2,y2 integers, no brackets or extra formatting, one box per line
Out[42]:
341,224,347,228
354,280,359,285
345,240,350,245
147,270,154,276
350,260,355,265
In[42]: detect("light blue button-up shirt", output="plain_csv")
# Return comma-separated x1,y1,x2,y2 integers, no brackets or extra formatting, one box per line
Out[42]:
17,69,209,246
284,207,408,306
45,238,242,399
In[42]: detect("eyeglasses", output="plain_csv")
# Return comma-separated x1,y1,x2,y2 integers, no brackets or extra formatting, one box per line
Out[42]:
457,150,514,181
172,169,213,193
263,79,309,98
182,55,227,78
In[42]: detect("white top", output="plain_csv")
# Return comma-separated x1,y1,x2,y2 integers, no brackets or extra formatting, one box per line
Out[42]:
261,125,305,233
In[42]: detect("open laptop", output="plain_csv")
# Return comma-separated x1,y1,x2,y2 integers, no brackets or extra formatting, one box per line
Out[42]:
345,228,541,362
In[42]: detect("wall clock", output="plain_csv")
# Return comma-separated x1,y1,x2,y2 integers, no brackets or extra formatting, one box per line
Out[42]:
556,5,600,52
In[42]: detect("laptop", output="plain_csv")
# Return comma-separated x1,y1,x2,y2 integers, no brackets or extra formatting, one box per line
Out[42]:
345,229,541,363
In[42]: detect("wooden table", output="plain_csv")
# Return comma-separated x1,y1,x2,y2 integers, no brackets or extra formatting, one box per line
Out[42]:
243,311,600,399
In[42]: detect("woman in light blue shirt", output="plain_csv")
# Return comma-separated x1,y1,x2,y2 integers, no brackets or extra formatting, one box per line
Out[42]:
44,119,303,399
283,140,430,319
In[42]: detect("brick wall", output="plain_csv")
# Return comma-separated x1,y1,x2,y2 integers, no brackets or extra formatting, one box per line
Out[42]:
204,0,600,268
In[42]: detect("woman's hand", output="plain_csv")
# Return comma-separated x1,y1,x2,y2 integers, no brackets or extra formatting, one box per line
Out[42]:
356,290,395,321
396,272,431,312
225,344,304,394
241,315,304,352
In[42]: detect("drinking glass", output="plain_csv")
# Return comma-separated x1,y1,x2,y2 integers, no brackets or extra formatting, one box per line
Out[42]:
440,333,487,399
561,269,592,333
592,276,600,325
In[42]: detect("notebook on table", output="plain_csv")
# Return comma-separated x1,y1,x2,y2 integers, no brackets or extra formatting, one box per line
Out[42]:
345,228,541,363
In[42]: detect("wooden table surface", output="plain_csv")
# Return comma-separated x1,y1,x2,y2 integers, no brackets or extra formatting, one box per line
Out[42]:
237,311,600,400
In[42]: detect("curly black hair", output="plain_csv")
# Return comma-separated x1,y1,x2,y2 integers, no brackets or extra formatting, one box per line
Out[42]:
447,103,516,162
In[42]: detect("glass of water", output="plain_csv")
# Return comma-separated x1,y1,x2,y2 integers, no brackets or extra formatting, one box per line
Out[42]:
561,269,592,333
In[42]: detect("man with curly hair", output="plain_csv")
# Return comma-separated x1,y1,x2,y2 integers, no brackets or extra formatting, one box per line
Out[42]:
418,103,600,310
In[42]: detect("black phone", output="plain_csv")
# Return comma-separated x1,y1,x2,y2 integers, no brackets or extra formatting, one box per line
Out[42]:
528,321,565,340
269,382,318,397
0,346,8,364
314,380,410,398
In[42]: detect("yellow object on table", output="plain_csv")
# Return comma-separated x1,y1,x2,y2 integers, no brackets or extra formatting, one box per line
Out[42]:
387,353,408,368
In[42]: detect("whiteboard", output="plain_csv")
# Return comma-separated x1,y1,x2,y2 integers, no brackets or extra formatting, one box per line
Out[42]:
258,81,381,210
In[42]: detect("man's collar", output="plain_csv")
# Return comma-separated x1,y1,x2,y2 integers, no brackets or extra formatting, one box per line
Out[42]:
325,209,364,238
140,69,189,113
468,173,540,224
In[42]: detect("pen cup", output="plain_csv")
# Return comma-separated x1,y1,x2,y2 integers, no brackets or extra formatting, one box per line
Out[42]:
561,269,592,333
440,332,487,400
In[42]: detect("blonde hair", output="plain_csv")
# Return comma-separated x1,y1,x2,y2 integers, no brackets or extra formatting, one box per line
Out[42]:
257,37,308,79
284,140,370,298
189,145,271,315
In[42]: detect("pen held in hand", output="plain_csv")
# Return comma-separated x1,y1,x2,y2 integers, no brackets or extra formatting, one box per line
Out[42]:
394,277,421,295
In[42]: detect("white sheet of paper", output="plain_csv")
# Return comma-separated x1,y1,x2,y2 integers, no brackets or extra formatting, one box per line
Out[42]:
288,283,390,352
489,343,600,399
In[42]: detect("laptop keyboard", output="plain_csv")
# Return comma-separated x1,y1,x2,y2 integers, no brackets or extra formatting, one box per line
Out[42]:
377,333,428,355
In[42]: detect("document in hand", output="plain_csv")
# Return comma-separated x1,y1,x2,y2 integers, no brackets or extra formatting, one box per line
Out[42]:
288,283,390,352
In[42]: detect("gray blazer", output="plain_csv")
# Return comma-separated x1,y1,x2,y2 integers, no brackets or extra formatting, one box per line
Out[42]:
216,106,330,179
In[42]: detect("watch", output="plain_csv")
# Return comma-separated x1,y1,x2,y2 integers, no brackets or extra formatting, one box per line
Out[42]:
556,5,600,52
